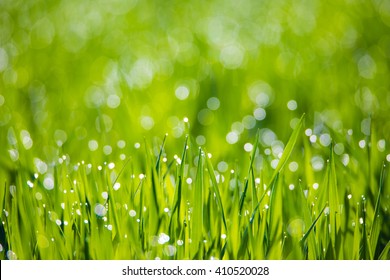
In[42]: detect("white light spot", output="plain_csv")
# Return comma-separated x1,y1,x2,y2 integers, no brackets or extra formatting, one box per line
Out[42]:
163,245,176,257
196,135,206,146
177,240,184,246
324,207,330,216
287,100,297,111
359,217,364,224
175,85,190,100
107,224,113,231
220,43,245,69
226,131,239,144
207,97,220,110
186,178,192,184
253,108,266,120
377,139,386,152
289,184,295,190
342,154,350,166
101,192,108,199
129,210,136,217
271,159,279,169
20,130,33,150
164,207,170,213
113,182,120,191
217,161,229,173
108,162,115,169
107,94,121,108
334,143,344,155
309,135,317,143
103,145,112,155
134,142,141,149
311,156,324,171
358,54,376,79
139,174,145,180
347,194,352,200
7,250,17,260
319,134,332,147
158,233,170,245
386,154,390,162
244,143,253,152
359,140,366,149
305,128,312,136
8,149,19,162
289,161,298,172
242,115,256,129
313,183,319,190
35,192,42,200
140,116,154,130
221,234,227,239
43,175,55,190
117,140,126,149
88,140,98,151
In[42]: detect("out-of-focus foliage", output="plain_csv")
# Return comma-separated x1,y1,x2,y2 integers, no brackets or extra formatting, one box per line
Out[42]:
0,0,389,260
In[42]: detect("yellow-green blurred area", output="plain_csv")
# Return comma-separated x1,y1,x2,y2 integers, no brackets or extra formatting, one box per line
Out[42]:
1,0,390,161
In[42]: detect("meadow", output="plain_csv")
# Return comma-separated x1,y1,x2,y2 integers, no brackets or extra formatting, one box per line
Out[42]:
0,0,390,260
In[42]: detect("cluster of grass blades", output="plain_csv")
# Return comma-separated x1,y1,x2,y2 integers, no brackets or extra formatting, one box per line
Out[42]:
0,114,389,260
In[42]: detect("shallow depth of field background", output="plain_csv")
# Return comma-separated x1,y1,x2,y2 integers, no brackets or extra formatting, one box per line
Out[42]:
0,0,390,260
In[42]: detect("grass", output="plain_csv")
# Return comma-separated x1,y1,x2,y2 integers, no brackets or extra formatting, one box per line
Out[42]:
0,0,390,260
0,114,389,260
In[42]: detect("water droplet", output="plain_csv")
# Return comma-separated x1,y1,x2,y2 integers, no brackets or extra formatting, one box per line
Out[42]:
305,128,313,136
7,250,17,260
289,184,295,191
111,182,120,191
43,175,54,190
129,210,136,217
244,143,253,152
309,135,317,143
359,217,364,224
158,233,170,245
313,183,319,190
186,178,192,184
347,194,352,200
177,240,184,246
324,207,330,216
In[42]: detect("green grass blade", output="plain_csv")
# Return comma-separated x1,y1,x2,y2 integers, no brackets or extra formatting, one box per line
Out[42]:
192,148,204,258
268,113,305,186
205,151,228,233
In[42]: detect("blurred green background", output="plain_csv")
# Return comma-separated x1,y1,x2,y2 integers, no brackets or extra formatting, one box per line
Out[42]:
1,0,390,164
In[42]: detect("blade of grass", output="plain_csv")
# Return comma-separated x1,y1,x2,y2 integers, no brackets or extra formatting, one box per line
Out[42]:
267,113,305,187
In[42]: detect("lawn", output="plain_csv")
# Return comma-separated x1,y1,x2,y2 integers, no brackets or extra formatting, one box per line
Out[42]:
0,0,389,260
